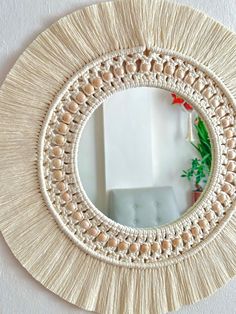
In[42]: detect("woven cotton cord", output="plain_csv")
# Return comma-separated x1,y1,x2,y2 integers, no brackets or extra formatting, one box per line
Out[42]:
39,47,236,268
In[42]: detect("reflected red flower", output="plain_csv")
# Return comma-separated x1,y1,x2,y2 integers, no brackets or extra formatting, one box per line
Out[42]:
183,102,193,111
171,93,193,111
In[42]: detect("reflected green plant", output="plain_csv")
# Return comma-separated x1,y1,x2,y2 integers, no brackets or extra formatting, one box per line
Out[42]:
181,117,212,191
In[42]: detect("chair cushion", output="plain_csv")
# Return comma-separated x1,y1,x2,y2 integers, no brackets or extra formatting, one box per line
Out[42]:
108,187,180,228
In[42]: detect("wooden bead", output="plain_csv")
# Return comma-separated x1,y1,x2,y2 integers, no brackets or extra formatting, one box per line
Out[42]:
107,238,118,248
222,183,231,193
83,83,94,95
61,112,72,124
205,211,215,222
72,211,83,221
52,158,62,169
97,232,108,242
140,243,150,254
212,202,223,214
227,161,236,172
52,146,63,157
161,240,171,250
216,108,225,118
225,129,234,139
211,97,220,108
153,62,163,73
227,150,236,160
126,63,137,73
176,68,185,79
129,243,139,253
57,181,66,192
191,226,199,237
185,74,195,85
114,67,124,76
61,192,71,202
203,88,214,99
164,64,175,75
141,63,151,72
67,101,79,113
227,139,236,149
218,193,227,203
53,170,63,181
54,135,65,146
118,241,129,251
58,123,68,134
226,172,234,183
92,77,103,88
182,231,192,242
194,79,205,92
87,227,99,237
76,92,86,104
221,117,230,128
172,238,182,248
151,242,160,253
66,202,76,211
80,219,90,229
102,71,113,81
198,219,208,229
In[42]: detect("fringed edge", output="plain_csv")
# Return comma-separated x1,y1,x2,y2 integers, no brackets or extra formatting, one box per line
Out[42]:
1,202,236,314
1,0,236,313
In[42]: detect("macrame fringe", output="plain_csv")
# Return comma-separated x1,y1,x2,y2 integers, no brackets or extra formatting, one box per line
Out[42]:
1,0,236,313
1,201,236,314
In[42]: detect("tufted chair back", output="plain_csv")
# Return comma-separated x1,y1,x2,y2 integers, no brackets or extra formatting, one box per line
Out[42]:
108,187,179,228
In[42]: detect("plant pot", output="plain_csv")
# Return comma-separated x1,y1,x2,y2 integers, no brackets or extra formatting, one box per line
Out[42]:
192,191,202,205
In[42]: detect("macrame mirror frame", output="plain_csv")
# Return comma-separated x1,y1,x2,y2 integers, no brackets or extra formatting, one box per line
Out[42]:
0,0,236,313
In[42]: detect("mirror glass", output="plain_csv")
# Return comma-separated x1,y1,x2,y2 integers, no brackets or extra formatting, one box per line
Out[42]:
77,87,212,228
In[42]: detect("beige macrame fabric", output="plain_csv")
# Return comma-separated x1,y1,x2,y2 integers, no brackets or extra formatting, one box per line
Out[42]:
0,0,236,313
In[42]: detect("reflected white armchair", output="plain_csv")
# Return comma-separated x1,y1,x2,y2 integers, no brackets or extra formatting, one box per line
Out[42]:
108,187,179,228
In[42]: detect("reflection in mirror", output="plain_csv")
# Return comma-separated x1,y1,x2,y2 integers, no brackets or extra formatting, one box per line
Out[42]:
77,88,212,228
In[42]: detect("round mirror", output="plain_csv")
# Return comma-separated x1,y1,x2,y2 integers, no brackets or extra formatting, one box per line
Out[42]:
77,87,212,228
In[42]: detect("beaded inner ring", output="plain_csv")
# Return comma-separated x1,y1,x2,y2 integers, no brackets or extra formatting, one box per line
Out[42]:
39,48,236,267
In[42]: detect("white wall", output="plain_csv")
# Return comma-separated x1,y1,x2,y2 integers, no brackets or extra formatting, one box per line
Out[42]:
103,89,154,192
1,1,236,314
78,106,106,211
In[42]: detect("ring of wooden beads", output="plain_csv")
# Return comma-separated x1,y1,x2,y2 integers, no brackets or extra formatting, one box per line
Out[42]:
39,47,236,268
